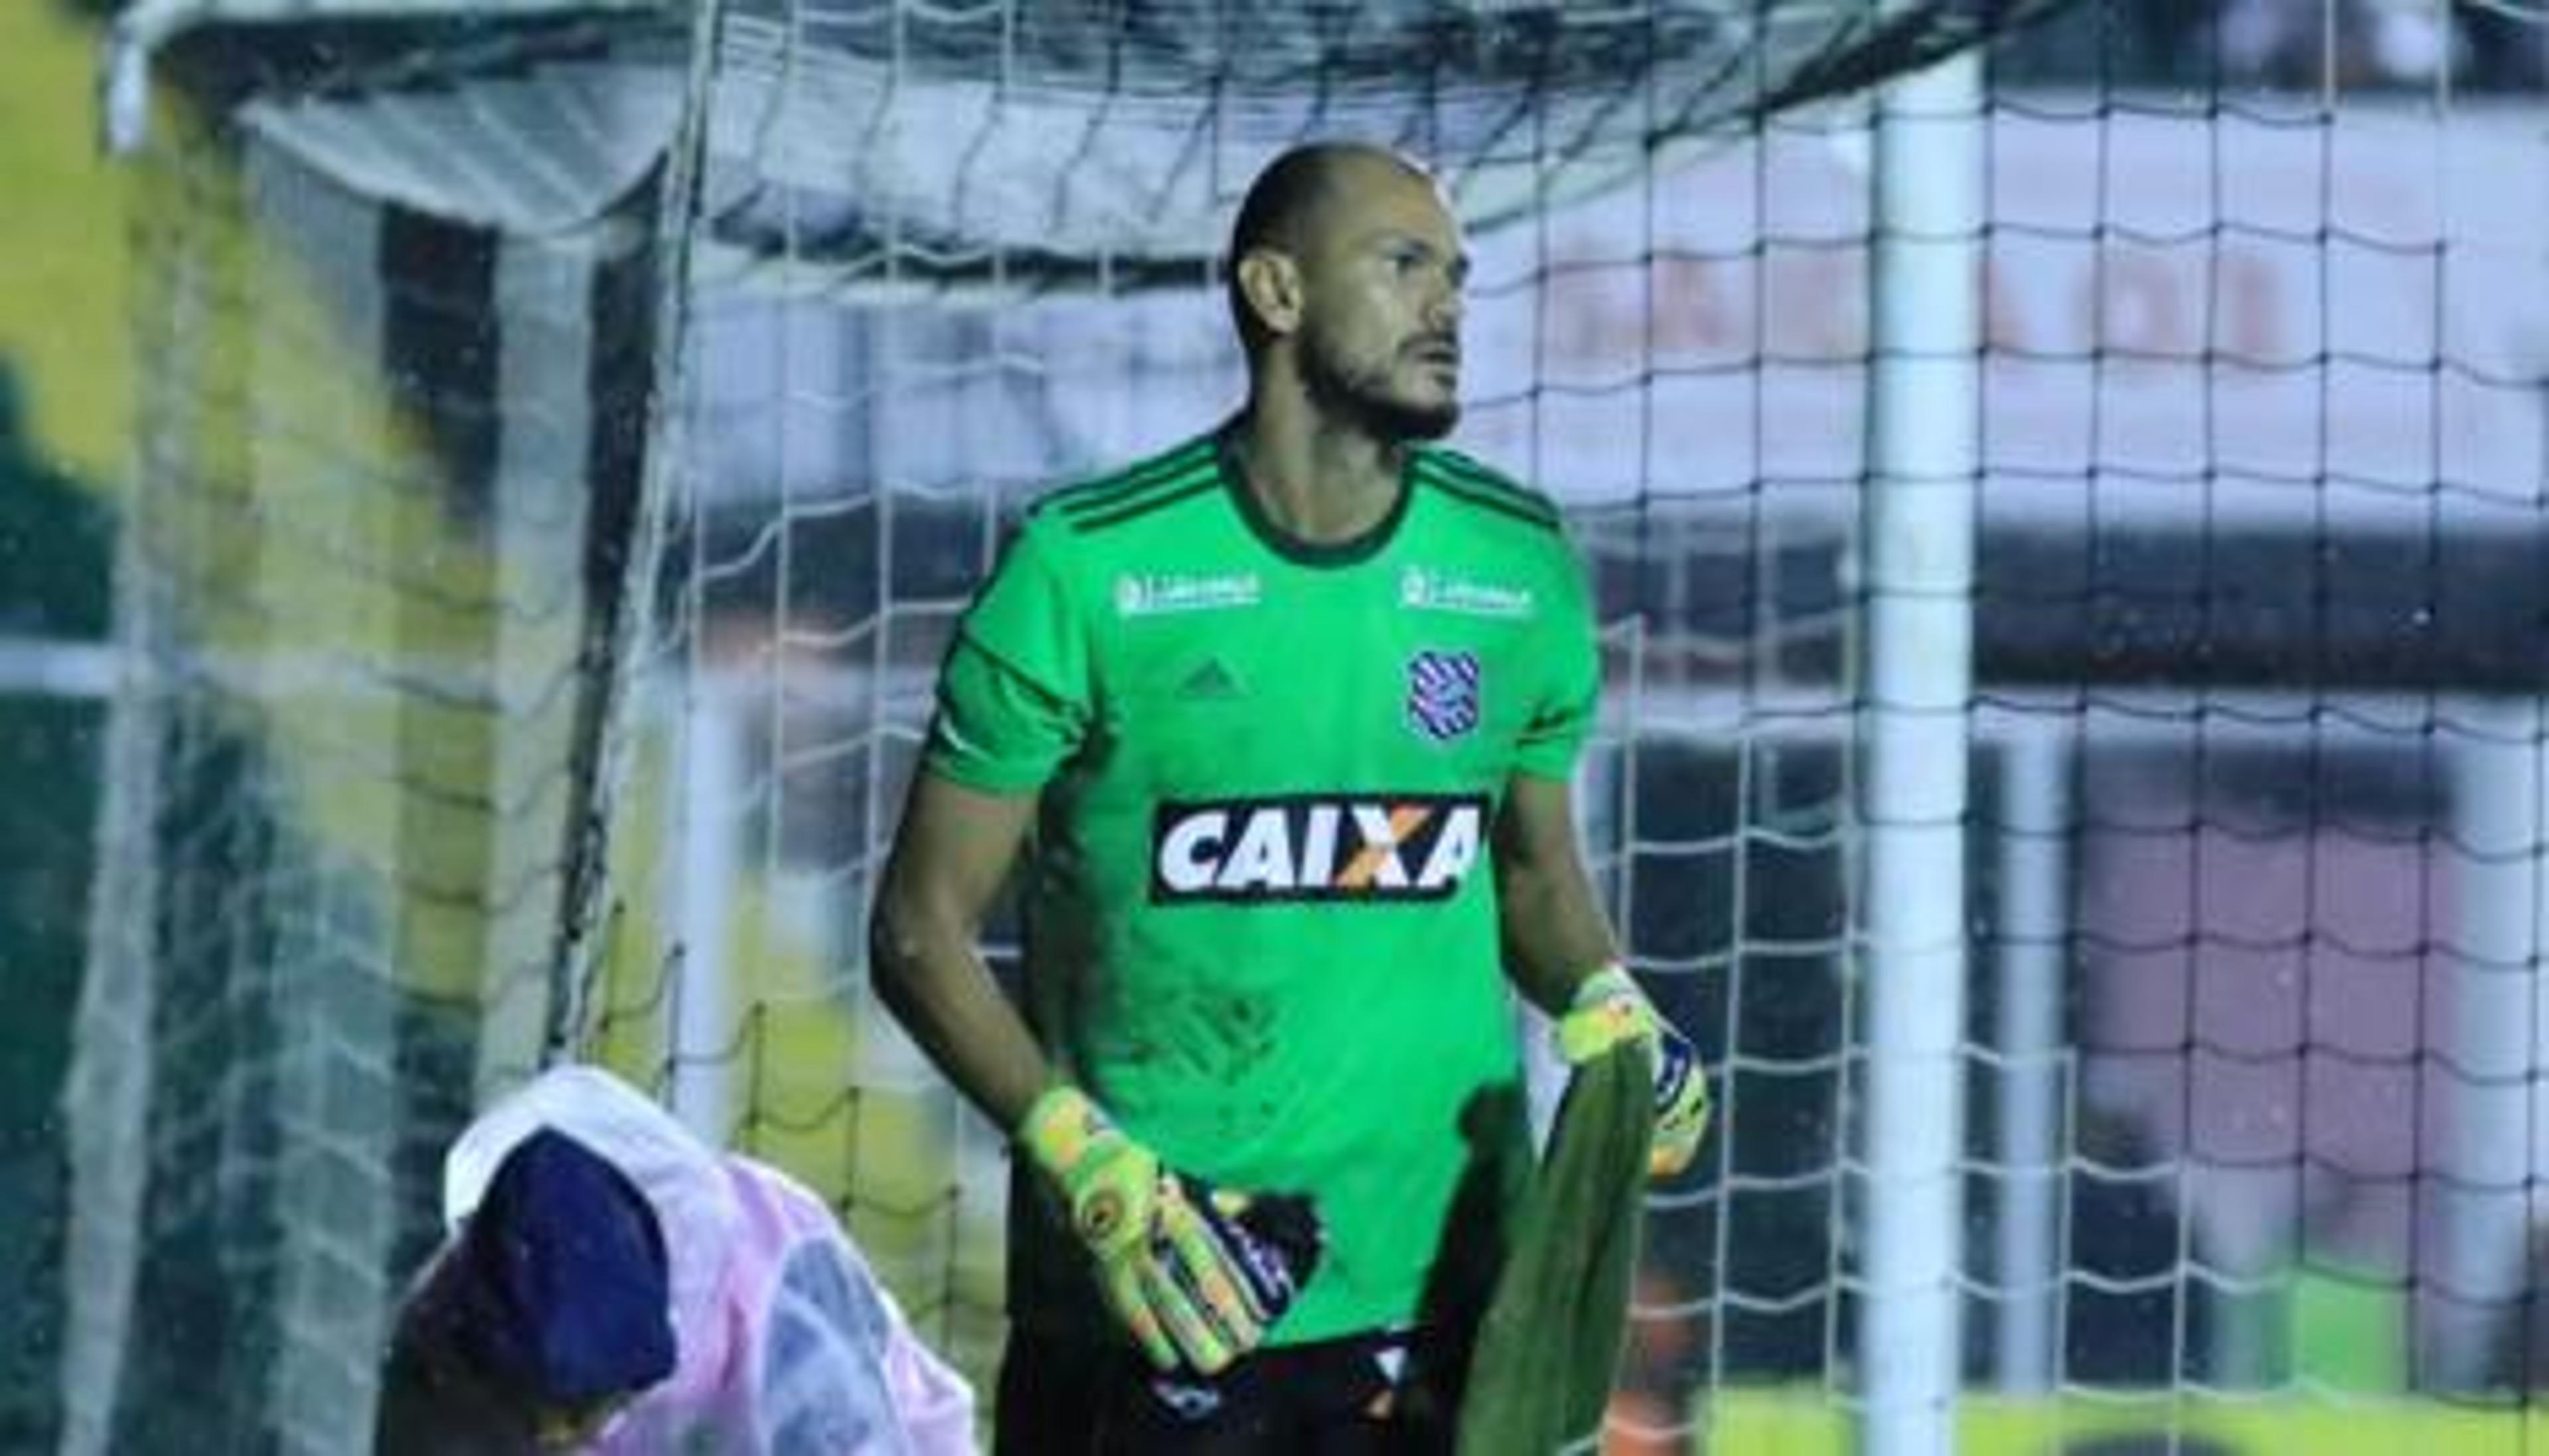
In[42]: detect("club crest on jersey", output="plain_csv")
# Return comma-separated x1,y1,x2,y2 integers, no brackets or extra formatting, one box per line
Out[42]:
1151,794,1488,903
1405,650,1482,742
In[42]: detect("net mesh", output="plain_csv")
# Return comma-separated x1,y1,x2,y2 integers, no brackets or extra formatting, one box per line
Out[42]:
64,27,664,1447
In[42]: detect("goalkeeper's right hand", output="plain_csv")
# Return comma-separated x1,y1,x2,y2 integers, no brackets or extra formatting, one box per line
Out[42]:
1018,1085,1318,1375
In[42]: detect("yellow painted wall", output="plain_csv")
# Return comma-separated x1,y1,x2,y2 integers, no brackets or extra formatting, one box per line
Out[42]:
0,4,127,486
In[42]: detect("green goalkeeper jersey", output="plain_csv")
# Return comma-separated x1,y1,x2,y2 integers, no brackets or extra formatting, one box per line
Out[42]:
925,429,1602,1347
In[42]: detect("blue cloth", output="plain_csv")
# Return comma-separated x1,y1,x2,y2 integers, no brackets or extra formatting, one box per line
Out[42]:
451,1126,678,1405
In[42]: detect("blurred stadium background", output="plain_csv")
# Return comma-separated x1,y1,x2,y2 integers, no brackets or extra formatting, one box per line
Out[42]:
3,0,2547,1452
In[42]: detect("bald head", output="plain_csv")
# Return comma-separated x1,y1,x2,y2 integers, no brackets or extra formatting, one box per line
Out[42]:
1225,142,1438,354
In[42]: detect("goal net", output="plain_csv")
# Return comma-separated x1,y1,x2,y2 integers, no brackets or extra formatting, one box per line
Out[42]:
64,13,680,1451
66,0,2549,1452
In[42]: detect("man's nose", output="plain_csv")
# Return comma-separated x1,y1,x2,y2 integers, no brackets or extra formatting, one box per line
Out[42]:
1425,281,1463,331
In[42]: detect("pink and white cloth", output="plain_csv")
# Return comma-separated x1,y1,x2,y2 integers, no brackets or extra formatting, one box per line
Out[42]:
439,1065,977,1455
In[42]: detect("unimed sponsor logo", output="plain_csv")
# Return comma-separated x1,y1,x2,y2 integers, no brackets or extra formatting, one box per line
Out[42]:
1150,794,1488,903
1114,571,1262,617
1399,565,1535,620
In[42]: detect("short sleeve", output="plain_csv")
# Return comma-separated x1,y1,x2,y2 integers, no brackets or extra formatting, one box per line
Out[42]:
1512,545,1600,781
923,520,1092,794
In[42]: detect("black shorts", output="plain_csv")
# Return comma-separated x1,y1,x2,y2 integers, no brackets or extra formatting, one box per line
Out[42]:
991,1326,1458,1456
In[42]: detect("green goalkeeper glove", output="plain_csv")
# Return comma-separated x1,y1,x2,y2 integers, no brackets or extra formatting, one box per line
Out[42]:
1018,1085,1317,1374
1557,963,1712,1179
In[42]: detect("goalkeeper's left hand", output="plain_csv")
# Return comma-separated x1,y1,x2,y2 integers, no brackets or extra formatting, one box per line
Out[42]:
1557,963,1711,1179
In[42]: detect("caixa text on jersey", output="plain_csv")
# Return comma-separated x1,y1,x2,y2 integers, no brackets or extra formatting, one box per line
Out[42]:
1148,794,1488,903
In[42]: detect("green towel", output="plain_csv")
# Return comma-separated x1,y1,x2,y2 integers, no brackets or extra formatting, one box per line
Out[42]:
1456,1045,1654,1456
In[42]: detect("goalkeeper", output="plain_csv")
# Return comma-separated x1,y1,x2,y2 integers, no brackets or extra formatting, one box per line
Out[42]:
871,139,1710,1453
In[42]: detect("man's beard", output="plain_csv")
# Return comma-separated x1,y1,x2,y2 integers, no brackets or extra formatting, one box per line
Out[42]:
1301,328,1460,442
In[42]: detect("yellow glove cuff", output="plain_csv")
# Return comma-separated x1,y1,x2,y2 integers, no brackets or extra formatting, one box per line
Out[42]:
1018,1084,1108,1178
1557,962,1657,1064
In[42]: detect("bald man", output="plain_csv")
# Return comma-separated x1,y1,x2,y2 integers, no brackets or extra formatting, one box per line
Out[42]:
871,141,1707,1453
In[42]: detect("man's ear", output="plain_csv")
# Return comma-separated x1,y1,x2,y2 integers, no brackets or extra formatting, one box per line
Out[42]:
1236,248,1303,339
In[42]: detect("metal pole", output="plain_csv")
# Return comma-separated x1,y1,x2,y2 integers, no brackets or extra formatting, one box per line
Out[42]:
1992,724,2070,1392
1857,42,1985,1456
2437,699,2544,1388
672,686,744,1145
